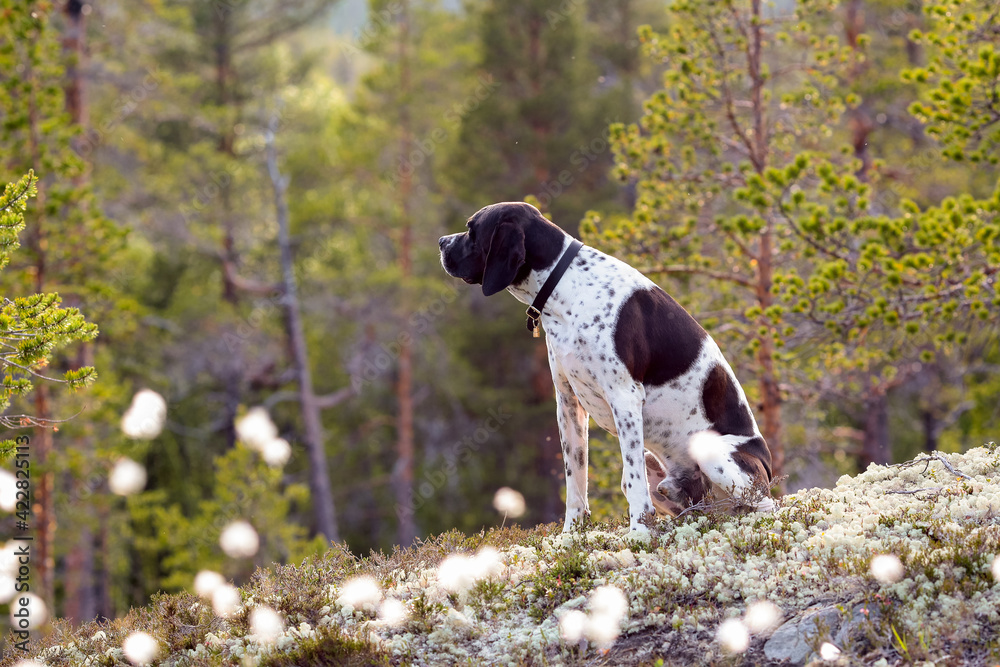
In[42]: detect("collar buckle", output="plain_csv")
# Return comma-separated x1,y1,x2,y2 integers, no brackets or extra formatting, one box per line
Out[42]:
526,306,541,337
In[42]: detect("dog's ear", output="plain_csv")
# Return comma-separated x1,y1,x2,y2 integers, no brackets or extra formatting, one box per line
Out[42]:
482,221,525,296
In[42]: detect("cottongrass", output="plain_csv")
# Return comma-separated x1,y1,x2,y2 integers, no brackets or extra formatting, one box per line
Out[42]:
219,520,260,558
211,584,241,618
819,641,842,660
558,609,588,643
557,585,629,649
235,407,278,451
437,546,504,594
249,606,284,645
870,554,904,584
0,574,15,603
744,600,782,633
193,570,226,599
121,389,167,440
0,470,17,512
122,631,159,666
716,618,750,653
493,487,527,518
377,598,409,626
261,437,292,467
109,457,147,496
337,576,382,611
10,594,47,629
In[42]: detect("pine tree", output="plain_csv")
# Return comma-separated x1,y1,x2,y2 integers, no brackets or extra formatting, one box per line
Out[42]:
586,0,1000,484
0,0,125,608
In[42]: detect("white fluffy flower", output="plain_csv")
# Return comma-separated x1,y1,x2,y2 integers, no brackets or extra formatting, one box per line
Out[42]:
219,521,259,558
193,570,225,599
12,661,46,667
250,606,284,645
583,585,628,648
0,574,16,604
688,430,728,468
991,554,1000,582
121,389,167,439
744,600,781,633
0,470,17,512
378,598,409,626
819,641,842,660
589,585,627,622
717,618,750,653
10,593,47,629
109,458,147,496
261,437,292,467
212,583,241,617
870,554,904,584
122,631,159,666
492,487,526,518
336,576,382,610
235,407,278,451
0,543,18,576
437,554,478,593
559,609,587,643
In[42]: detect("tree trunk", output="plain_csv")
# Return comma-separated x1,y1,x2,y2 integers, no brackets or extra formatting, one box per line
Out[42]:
32,389,55,608
61,0,98,625
748,0,784,484
265,117,340,543
922,409,938,454
26,33,56,608
394,0,417,548
862,391,891,467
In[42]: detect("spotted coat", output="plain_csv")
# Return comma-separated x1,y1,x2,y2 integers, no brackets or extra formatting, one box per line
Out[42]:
439,202,773,534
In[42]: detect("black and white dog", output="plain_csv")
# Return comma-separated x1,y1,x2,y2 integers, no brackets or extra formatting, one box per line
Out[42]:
439,202,774,537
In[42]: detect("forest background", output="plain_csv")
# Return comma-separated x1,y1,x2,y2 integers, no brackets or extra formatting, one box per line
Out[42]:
0,0,998,632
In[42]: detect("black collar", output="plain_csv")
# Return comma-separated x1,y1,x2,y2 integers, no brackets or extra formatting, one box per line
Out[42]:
525,239,583,336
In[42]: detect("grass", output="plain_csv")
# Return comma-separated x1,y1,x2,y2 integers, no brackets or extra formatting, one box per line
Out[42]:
6,446,1000,666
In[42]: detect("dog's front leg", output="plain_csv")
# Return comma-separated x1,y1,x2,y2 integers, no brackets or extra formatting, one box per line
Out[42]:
550,359,590,532
609,385,656,538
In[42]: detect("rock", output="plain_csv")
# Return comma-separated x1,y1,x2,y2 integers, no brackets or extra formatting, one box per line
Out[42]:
763,607,841,664
764,603,881,664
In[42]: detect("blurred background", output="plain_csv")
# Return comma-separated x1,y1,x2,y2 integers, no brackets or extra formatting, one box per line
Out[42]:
0,0,998,629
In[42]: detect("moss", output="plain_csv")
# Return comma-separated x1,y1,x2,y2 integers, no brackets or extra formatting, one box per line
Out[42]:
528,548,595,622
259,627,391,667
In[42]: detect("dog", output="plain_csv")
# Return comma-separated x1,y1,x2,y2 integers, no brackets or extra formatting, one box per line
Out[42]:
439,202,774,536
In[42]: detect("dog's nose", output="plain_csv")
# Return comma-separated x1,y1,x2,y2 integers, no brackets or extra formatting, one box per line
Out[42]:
438,236,447,250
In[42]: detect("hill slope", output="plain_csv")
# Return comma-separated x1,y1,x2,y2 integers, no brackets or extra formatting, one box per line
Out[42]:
8,445,1000,666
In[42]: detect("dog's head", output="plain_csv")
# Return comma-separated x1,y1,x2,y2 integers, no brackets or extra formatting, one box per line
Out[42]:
438,202,565,296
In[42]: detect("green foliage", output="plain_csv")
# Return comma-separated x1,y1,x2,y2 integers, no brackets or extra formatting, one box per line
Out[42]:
528,546,594,621
0,172,35,269
906,0,1000,163
130,441,327,592
0,172,98,443
587,0,1000,475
